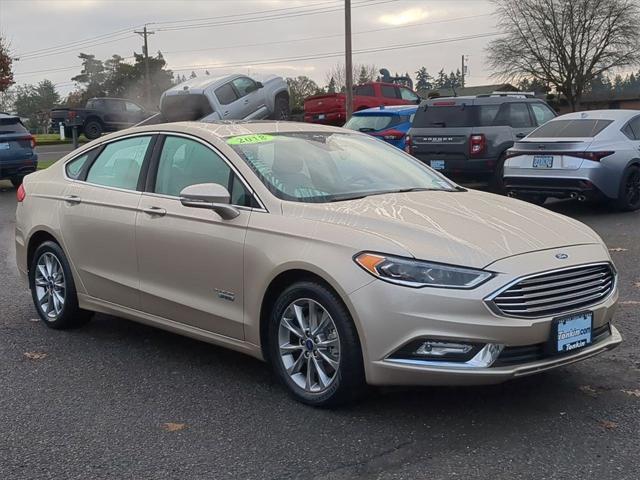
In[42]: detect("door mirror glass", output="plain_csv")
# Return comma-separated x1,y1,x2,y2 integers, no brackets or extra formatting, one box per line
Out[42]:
179,183,240,219
256,81,264,89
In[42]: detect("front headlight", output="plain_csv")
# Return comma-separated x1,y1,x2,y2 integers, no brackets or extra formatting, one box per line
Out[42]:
354,252,493,289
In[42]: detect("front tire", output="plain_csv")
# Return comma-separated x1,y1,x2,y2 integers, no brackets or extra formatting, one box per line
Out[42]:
614,165,640,211
29,241,92,329
268,281,366,407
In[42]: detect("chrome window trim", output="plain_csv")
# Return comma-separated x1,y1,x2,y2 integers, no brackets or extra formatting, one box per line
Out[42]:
61,130,268,212
484,261,617,319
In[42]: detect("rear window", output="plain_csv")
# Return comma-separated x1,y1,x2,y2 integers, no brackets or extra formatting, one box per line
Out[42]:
528,119,613,138
160,93,214,122
413,105,500,128
354,85,375,96
0,118,28,134
344,114,402,132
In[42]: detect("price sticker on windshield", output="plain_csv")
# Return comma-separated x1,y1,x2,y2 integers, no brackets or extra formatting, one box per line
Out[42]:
227,134,274,145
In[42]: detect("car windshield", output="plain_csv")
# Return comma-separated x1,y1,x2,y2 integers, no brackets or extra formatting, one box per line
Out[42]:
528,119,613,138
226,132,459,203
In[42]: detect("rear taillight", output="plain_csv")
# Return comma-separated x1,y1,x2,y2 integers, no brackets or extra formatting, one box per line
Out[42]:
28,135,36,149
469,134,486,156
404,134,413,153
68,111,77,120
16,183,26,202
376,129,405,141
575,151,614,162
506,150,614,161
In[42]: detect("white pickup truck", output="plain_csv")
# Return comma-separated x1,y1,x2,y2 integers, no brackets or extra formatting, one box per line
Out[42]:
150,74,290,123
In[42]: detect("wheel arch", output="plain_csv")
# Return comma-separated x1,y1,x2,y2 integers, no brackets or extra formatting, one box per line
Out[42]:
258,268,361,364
26,228,63,272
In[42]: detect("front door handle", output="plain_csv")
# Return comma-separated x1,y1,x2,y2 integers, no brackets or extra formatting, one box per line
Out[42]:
243,99,249,104
142,206,166,217
64,195,81,204
515,133,526,139
223,111,229,116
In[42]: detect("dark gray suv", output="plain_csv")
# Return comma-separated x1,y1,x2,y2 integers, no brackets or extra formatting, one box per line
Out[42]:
406,94,556,189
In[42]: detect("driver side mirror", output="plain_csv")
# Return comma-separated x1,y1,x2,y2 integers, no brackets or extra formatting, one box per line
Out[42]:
179,183,240,220
255,81,264,89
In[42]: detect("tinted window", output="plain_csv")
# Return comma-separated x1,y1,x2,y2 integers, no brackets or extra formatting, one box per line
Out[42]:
354,85,375,96
622,123,635,140
506,103,533,128
529,119,614,138
381,85,399,99
627,116,640,140
531,103,555,126
227,132,457,203
413,105,473,128
478,105,500,126
105,100,125,112
155,136,252,206
0,118,28,133
344,114,398,132
232,77,257,97
86,136,151,190
400,88,419,102
215,83,238,105
65,153,90,180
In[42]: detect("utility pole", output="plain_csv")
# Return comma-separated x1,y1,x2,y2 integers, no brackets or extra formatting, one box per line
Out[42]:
461,54,466,88
344,0,353,122
135,25,155,106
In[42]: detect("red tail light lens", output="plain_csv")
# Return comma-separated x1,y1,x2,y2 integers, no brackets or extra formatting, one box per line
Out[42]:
29,135,36,149
16,183,26,202
404,134,413,153
469,134,486,156
577,151,614,162
375,129,405,141
506,151,614,162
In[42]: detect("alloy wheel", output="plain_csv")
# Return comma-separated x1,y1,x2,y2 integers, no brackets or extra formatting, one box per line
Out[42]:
34,252,66,320
278,298,341,393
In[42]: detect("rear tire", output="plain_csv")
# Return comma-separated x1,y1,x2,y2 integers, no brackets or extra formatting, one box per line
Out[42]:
83,119,103,140
267,281,366,407
29,241,92,329
614,165,640,212
10,176,23,188
271,96,290,121
490,153,507,193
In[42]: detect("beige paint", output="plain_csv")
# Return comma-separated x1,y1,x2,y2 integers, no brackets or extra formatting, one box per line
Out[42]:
15,121,621,386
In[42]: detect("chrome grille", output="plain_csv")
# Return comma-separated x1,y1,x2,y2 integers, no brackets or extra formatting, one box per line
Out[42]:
488,263,615,318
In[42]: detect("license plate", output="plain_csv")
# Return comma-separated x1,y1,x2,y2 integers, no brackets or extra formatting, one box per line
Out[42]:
533,155,553,168
553,311,593,353
0,143,9,150
317,114,325,120
430,160,445,170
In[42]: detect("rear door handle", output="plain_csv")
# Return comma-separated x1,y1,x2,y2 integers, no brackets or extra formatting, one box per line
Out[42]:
243,99,249,104
63,195,81,204
142,206,166,217
223,111,229,116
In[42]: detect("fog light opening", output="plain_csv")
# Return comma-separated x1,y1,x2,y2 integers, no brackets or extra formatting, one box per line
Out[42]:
415,341,474,358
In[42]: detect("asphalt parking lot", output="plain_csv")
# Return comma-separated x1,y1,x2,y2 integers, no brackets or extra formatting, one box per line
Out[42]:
0,181,638,480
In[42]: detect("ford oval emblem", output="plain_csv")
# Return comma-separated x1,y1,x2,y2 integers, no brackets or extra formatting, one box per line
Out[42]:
555,253,569,260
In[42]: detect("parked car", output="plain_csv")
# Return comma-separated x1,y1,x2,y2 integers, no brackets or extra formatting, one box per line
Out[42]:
51,98,153,140
16,121,620,407
406,93,557,189
504,110,640,210
303,82,420,126
0,113,37,187
343,105,417,149
147,74,290,124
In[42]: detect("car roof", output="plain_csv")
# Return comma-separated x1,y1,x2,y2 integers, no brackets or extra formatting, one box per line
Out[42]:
354,105,418,116
421,96,547,106
552,109,640,121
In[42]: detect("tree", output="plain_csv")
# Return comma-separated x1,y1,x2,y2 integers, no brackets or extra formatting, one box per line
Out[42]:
325,63,376,90
286,76,321,113
326,76,337,94
434,69,448,89
487,0,640,111
190,71,197,79
14,80,60,133
71,53,107,101
415,67,433,92
1,34,15,93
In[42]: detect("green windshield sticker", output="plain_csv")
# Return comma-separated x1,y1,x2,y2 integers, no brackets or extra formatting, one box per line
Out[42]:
227,134,274,145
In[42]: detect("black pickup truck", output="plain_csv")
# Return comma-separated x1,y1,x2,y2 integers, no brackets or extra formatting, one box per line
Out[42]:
50,97,153,139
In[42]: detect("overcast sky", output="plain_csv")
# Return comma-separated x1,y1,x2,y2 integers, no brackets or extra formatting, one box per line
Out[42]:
1,0,498,97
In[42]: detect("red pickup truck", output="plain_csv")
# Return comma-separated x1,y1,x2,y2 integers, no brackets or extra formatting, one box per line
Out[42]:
303,82,421,126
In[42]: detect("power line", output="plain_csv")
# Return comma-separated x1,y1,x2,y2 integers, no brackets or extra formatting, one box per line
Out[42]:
17,35,139,62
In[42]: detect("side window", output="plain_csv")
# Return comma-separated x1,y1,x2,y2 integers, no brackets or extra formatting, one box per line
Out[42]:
125,102,143,113
106,100,125,112
507,103,534,128
399,88,419,102
381,85,399,99
478,105,500,126
232,77,258,98
86,136,151,190
65,153,90,180
154,136,253,206
215,83,239,105
354,85,375,96
530,103,556,126
622,123,635,140
628,116,640,140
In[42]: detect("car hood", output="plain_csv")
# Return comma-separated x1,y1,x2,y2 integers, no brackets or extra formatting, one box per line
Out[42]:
282,189,602,269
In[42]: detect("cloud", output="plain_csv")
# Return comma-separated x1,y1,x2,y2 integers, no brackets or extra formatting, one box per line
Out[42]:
379,8,429,26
